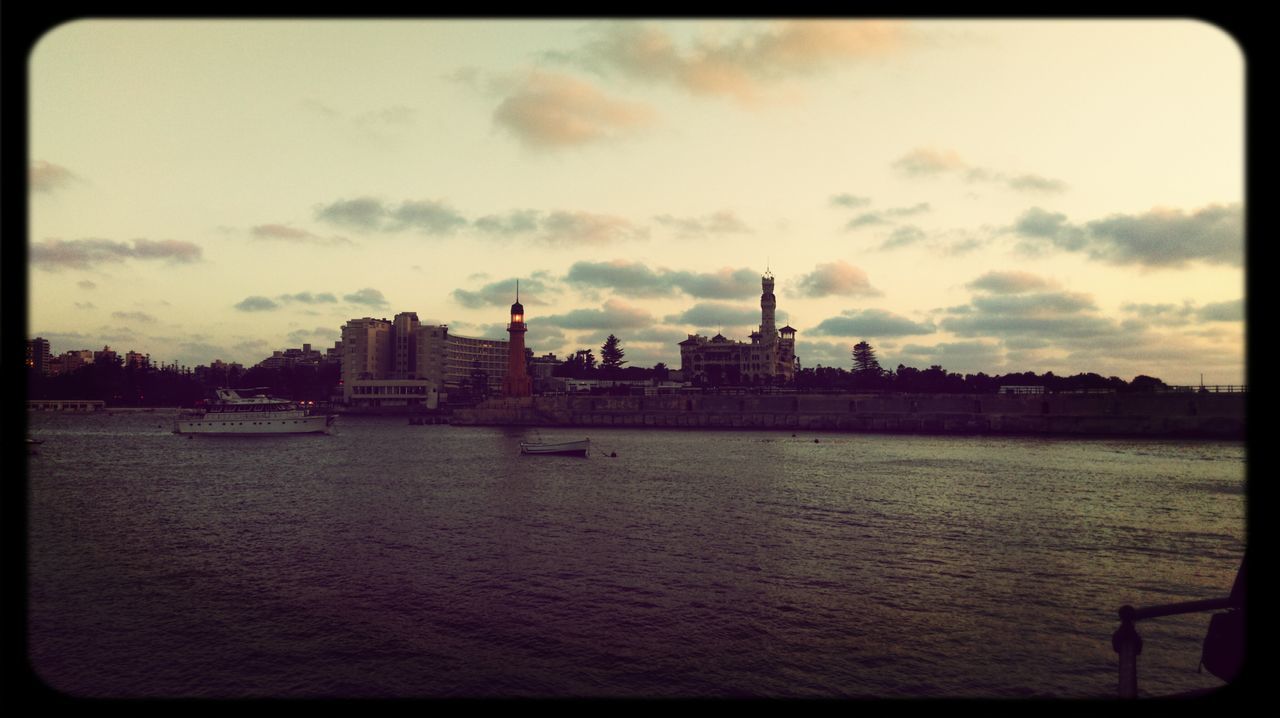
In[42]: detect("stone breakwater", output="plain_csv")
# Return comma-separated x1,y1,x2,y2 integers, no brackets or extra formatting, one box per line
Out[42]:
451,392,1245,439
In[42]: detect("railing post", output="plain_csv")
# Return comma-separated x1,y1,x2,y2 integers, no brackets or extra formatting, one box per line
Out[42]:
1112,605,1143,698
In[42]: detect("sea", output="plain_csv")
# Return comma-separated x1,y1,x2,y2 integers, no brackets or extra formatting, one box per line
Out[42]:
25,410,1246,699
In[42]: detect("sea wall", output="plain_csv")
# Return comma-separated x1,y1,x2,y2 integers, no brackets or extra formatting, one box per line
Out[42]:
450,392,1246,439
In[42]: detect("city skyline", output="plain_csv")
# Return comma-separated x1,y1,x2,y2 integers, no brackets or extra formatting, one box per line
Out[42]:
29,19,1244,384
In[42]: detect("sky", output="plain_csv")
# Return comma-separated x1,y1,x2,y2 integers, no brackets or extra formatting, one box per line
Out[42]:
27,19,1245,385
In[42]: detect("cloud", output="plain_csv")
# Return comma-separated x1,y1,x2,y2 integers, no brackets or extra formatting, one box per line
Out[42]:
343,288,389,307
391,200,470,234
277,291,339,304
251,224,353,247
541,298,654,330
809,308,936,337
1012,207,1088,250
492,71,655,148
1198,298,1244,322
286,327,341,345
845,202,930,230
830,193,872,208
452,276,554,308
879,225,927,250
315,197,386,230
1012,203,1243,267
965,271,1056,294
663,301,774,328
473,209,541,235
110,311,157,324
653,211,752,237
77,280,97,290
314,198,649,246
472,209,649,245
314,197,468,234
668,267,761,298
792,260,879,298
564,260,759,299
300,99,419,145
940,291,1122,340
565,20,907,104
1006,174,1069,193
896,340,1005,371
30,160,79,194
31,238,203,270
234,296,281,312
893,147,1068,193
970,292,1096,315
892,148,966,176
540,211,649,245
1122,298,1243,325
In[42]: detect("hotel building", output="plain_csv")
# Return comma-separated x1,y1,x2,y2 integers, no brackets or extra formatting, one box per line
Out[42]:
339,313,512,407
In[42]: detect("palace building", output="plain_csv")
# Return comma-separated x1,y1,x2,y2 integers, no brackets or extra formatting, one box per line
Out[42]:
678,271,798,385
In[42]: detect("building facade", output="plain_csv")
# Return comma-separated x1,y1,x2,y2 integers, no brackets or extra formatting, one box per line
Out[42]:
416,326,509,396
678,271,798,385
339,313,512,405
26,337,52,375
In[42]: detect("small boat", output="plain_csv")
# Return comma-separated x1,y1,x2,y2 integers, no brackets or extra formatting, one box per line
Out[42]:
519,438,590,456
26,437,44,445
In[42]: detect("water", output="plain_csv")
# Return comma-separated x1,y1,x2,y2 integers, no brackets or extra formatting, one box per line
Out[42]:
26,411,1246,698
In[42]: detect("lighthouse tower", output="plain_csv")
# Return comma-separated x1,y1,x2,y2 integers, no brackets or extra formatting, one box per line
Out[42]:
502,281,532,398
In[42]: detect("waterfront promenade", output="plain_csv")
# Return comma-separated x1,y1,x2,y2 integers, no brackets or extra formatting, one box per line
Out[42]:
453,391,1246,439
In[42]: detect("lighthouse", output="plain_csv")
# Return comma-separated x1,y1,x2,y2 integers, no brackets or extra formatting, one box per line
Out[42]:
502,281,532,398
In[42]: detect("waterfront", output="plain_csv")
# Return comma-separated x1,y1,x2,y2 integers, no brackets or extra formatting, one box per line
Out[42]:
26,411,1245,699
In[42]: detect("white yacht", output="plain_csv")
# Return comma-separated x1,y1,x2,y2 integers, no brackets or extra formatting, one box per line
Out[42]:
173,388,336,436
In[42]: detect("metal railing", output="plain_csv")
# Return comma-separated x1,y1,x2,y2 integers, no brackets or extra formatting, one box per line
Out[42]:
1162,385,1247,393
1112,596,1236,698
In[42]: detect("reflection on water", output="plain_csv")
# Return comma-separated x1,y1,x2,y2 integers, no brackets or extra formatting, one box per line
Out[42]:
27,411,1245,698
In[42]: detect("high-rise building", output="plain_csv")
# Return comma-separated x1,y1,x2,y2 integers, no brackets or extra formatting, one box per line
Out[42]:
26,337,52,375
341,318,393,385
678,270,798,385
392,312,420,379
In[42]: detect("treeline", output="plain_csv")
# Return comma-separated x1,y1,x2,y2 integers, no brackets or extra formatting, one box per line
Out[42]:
549,334,672,381
26,357,340,406
794,364,1169,394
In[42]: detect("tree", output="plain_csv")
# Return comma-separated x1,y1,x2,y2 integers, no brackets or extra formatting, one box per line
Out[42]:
653,362,669,381
600,334,626,376
850,340,885,390
851,341,882,376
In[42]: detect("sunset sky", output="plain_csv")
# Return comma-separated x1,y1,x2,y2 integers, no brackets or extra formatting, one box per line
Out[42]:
28,19,1245,384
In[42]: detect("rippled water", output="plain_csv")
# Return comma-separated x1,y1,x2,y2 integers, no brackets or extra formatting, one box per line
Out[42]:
26,411,1245,698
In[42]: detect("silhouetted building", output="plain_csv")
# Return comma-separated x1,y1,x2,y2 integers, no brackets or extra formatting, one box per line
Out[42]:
27,337,52,375
678,271,798,385
256,343,324,370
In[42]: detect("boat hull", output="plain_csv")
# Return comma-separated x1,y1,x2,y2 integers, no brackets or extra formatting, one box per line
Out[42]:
520,439,590,456
174,413,336,436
